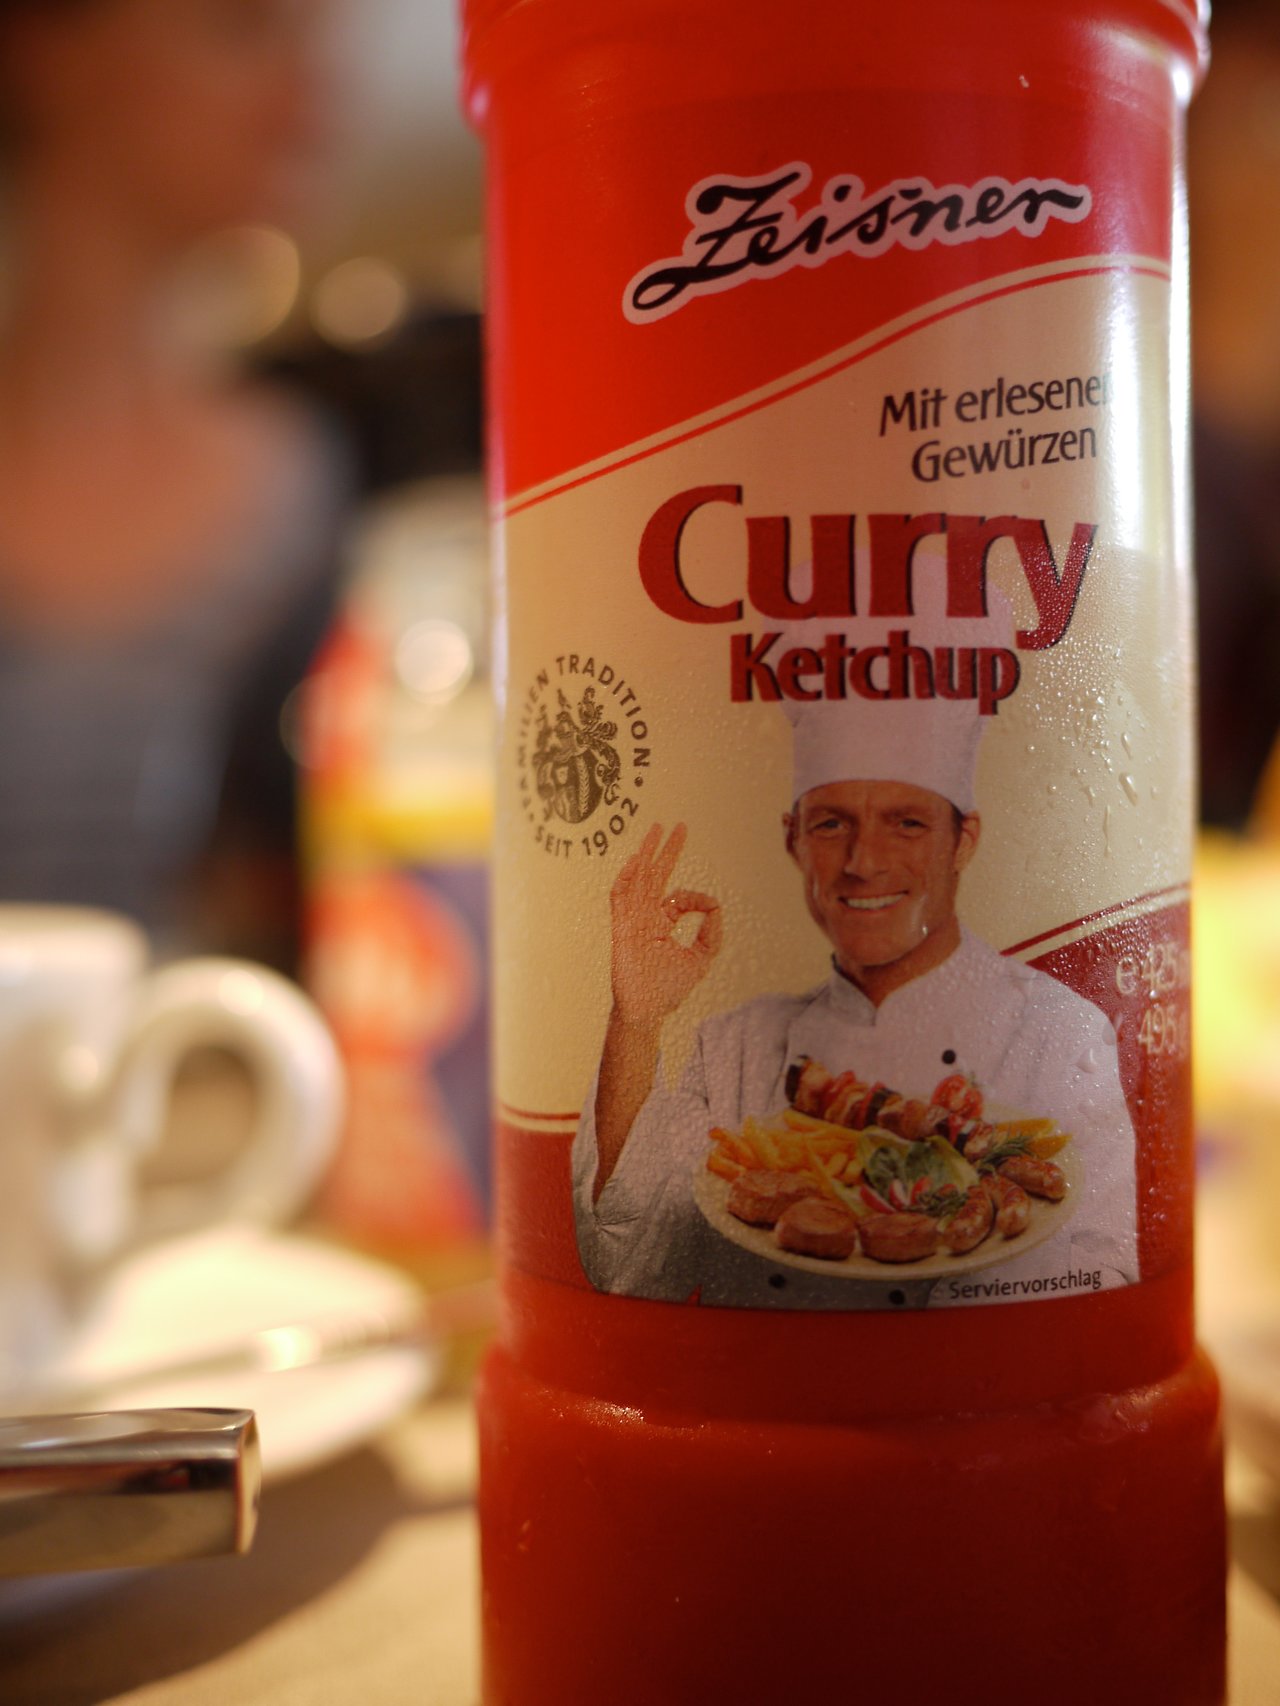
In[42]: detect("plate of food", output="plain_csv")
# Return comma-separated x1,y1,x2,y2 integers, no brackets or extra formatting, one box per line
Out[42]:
693,1055,1082,1281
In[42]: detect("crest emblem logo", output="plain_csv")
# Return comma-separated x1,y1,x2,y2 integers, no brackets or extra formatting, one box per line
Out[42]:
533,687,622,825
516,653,652,860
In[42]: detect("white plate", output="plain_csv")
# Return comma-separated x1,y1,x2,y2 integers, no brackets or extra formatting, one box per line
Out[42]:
0,1227,438,1619
3,1226,438,1481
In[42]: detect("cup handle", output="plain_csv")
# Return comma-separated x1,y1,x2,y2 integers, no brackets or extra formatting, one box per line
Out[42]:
108,959,343,1242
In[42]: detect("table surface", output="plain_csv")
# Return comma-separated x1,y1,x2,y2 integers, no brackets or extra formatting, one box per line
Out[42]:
0,1388,1276,1706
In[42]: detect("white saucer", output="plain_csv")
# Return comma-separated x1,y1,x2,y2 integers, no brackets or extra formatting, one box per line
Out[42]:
4,1226,438,1482
0,1228,438,1619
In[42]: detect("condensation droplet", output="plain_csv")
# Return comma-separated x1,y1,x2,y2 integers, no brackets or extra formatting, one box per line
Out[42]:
1120,773,1139,805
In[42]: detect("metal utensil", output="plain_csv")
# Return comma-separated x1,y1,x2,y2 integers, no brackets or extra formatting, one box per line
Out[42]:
0,1408,259,1575
0,1277,493,1576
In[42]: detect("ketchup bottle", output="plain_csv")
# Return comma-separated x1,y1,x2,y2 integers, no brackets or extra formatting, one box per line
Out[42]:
463,4,1225,1701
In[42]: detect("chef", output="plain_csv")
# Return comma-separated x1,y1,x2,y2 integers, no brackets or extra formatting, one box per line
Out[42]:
571,597,1137,1310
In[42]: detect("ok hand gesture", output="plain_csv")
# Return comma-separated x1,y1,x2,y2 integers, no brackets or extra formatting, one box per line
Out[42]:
609,823,723,1031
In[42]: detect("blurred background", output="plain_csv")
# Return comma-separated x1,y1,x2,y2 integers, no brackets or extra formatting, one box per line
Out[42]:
0,0,1277,1302
0,0,492,1284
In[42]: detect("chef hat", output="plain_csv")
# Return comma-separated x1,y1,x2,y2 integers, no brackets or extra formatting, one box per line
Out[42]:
782,559,1015,814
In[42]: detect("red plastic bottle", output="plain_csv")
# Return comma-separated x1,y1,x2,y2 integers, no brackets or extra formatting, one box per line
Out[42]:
463,4,1225,1702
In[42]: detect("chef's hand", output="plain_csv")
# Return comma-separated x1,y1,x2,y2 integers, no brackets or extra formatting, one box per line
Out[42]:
609,822,722,1030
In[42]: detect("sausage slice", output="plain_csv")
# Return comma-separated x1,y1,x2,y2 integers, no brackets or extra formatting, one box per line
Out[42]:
939,1185,995,1254
999,1154,1067,1201
727,1170,824,1228
858,1212,939,1264
774,1198,860,1260
982,1173,1031,1238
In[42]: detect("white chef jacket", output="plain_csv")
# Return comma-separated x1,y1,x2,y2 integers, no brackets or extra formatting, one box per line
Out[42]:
572,929,1137,1310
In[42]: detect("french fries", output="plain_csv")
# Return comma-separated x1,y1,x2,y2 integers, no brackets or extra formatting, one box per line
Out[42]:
709,1126,756,1167
706,1151,744,1182
706,1106,1070,1184
781,1109,861,1147
798,1136,847,1204
706,1116,824,1189
705,1115,869,1201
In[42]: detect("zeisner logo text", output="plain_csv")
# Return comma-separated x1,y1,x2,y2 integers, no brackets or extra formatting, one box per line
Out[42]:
638,486,1097,713
624,163,1093,322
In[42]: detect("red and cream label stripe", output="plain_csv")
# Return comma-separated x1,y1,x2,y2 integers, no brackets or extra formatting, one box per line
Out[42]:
499,253,1172,522
1001,882,1190,963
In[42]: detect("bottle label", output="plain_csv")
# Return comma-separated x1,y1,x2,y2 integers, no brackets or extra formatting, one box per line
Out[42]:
493,123,1192,1312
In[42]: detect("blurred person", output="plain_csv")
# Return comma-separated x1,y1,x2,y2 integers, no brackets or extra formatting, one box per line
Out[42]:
1190,0,1280,829
0,0,351,967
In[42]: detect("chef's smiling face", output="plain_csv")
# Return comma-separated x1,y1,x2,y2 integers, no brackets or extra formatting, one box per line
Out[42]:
785,780,979,999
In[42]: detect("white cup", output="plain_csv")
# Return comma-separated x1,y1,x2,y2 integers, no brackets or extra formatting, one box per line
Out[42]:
0,907,343,1386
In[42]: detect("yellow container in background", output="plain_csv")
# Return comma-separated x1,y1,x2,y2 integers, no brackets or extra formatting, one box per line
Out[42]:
301,478,493,1285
